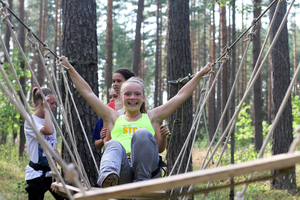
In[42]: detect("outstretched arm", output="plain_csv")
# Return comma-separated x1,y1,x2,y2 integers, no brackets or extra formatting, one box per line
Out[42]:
149,63,212,124
60,56,118,127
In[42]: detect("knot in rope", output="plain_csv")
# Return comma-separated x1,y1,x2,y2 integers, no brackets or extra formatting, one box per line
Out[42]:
66,163,79,184
201,88,207,94
0,2,13,28
57,57,69,72
219,53,231,63
43,44,51,59
26,28,40,52
49,171,59,182
244,19,259,42
208,63,216,76
174,118,181,124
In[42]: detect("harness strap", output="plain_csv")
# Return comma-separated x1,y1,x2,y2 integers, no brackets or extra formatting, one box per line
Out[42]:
152,156,167,177
29,161,51,177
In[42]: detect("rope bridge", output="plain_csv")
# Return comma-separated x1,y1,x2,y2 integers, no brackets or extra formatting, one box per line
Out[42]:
0,0,299,199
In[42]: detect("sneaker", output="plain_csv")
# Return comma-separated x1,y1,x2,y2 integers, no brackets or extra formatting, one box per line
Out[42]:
101,172,119,188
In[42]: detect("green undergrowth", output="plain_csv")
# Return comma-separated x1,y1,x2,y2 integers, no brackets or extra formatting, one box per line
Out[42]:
1,141,300,199
0,143,53,200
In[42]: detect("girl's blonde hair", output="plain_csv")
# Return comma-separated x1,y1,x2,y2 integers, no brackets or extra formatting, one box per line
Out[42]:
120,77,147,113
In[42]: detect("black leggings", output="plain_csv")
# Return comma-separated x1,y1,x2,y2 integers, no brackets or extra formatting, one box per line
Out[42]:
26,177,66,200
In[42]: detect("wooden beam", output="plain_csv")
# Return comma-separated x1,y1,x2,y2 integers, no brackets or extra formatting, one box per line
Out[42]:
74,152,300,200
51,182,81,195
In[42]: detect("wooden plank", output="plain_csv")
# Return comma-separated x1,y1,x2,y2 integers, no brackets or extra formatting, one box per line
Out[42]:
51,182,165,199
73,152,300,200
51,182,82,195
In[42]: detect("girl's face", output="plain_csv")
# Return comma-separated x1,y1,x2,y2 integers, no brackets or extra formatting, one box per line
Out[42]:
48,94,57,112
109,89,119,102
112,73,126,94
121,82,145,112
39,94,56,112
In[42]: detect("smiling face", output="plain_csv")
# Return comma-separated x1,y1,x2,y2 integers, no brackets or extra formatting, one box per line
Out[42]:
109,89,119,102
121,82,145,112
112,73,127,94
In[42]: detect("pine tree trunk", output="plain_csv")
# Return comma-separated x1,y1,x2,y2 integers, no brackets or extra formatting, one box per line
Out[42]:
293,19,297,96
220,4,228,136
4,0,12,63
268,52,272,125
132,0,144,76
208,0,216,143
105,0,113,101
270,0,296,190
253,0,263,152
166,0,193,196
37,0,44,85
18,0,26,158
61,0,100,186
154,0,160,108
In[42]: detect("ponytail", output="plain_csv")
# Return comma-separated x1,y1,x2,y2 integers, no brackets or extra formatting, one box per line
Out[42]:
32,87,53,108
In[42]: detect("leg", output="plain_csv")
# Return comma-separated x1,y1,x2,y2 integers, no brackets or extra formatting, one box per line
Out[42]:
97,140,133,186
43,177,67,200
26,177,46,200
131,128,160,182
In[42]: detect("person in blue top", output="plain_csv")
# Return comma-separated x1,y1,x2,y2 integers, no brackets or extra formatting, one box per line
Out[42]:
60,56,211,188
92,88,118,149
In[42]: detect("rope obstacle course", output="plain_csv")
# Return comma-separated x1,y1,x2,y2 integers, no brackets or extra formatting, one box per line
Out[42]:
0,0,300,199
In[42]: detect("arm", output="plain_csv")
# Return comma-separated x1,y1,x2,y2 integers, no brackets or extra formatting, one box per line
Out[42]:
102,122,111,148
60,56,118,128
94,128,107,149
155,124,170,153
40,95,54,135
149,63,212,124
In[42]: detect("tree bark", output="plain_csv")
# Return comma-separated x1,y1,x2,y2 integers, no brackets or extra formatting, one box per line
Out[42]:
166,0,193,196
154,0,161,108
253,0,263,152
220,3,228,138
18,0,26,158
37,0,45,86
62,0,100,186
208,0,216,144
270,0,296,190
293,16,297,96
105,0,113,101
4,0,12,63
229,1,236,199
132,0,144,76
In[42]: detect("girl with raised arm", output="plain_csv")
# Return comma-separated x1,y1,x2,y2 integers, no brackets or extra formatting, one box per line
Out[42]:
24,87,65,200
60,56,211,187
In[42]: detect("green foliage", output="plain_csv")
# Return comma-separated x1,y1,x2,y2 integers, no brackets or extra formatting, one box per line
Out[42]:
292,95,300,129
235,103,254,146
0,48,31,145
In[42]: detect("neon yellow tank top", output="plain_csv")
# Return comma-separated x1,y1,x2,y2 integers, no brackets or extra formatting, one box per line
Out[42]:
111,113,155,153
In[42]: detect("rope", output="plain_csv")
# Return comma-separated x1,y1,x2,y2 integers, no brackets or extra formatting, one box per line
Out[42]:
0,61,77,200
0,2,91,193
200,27,254,171
25,28,92,189
239,0,296,196
58,60,100,175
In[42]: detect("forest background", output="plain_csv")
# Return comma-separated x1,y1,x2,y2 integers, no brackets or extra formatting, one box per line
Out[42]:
1,0,300,199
